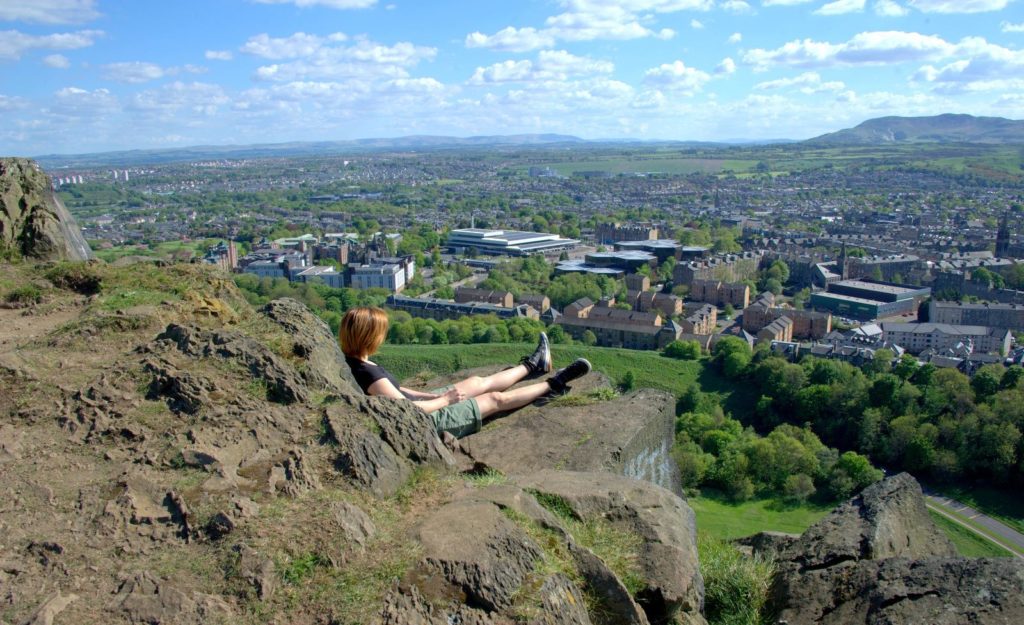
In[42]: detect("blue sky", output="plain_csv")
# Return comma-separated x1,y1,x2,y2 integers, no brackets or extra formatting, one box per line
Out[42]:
1,0,1022,154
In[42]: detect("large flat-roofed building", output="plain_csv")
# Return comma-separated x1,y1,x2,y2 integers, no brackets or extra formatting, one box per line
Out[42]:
882,322,1012,356
810,279,930,320
448,228,579,257
613,239,684,262
929,301,1024,332
555,250,656,276
350,263,406,292
387,295,538,321
295,266,345,289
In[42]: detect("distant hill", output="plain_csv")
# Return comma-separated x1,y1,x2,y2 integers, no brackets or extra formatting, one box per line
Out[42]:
33,134,586,168
807,114,1024,146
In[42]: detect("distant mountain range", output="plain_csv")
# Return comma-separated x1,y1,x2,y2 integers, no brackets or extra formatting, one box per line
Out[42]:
28,114,1024,168
806,114,1024,146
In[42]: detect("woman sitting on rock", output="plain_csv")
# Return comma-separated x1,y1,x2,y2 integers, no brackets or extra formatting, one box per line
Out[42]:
339,306,591,438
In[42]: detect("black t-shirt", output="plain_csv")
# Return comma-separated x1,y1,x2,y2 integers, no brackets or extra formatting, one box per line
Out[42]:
346,355,402,395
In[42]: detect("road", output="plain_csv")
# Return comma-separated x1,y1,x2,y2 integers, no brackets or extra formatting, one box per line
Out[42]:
923,490,1024,559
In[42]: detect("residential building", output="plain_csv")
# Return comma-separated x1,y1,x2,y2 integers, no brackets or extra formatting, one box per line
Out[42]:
454,288,514,307
929,300,1024,332
743,293,832,339
677,304,717,335
596,222,658,244
757,316,794,344
558,297,675,350
689,279,750,308
387,295,538,321
518,294,550,313
881,322,1012,356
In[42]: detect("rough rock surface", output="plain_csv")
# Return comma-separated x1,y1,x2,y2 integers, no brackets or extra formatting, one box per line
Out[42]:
517,470,704,625
112,571,233,624
769,473,1024,625
260,298,361,392
431,366,680,493
0,158,92,260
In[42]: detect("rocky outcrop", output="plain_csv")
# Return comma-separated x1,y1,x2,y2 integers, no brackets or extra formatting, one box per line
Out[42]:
0,158,92,260
768,472,1024,625
430,366,681,494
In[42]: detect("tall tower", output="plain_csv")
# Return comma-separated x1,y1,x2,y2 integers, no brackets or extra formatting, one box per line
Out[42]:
996,211,1010,258
838,242,849,280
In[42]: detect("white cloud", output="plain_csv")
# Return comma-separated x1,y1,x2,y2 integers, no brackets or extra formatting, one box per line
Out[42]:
50,86,118,117
715,57,737,74
463,0,712,51
0,29,102,60
101,62,207,84
240,32,348,59
643,60,712,94
469,50,613,84
43,54,70,68
465,27,557,52
755,71,845,92
0,95,28,110
728,32,743,43
250,0,377,9
0,0,99,24
907,0,1011,13
251,37,436,83
743,31,955,70
874,0,909,15
128,82,230,116
761,0,814,5
1002,21,1024,32
721,0,754,13
205,50,234,61
913,37,1024,93
814,0,865,15
691,19,705,28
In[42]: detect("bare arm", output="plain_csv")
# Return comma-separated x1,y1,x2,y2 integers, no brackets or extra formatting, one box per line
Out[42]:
399,386,439,400
367,378,465,413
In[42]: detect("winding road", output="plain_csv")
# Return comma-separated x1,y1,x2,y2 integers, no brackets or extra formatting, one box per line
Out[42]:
923,490,1024,559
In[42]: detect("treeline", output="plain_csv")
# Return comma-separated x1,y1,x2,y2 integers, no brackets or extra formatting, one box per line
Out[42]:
479,255,621,309
711,336,1024,486
674,384,881,503
233,274,390,333
385,311,550,346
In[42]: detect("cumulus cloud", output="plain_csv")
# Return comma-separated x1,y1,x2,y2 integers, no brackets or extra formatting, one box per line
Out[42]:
755,71,845,92
728,32,743,43
691,19,705,28
464,0,712,51
43,54,71,68
469,50,613,84
814,0,865,15
240,32,348,59
249,36,436,84
643,60,712,94
874,0,909,15
715,57,737,74
0,29,102,60
761,0,814,5
913,37,1024,93
101,62,206,84
1002,21,1024,32
50,86,119,117
0,0,99,24
205,50,234,61
0,94,28,110
250,0,377,8
721,0,754,13
906,0,1011,12
743,31,954,70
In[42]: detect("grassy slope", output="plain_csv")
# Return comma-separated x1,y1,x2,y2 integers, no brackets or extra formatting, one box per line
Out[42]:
690,494,833,542
934,484,1024,536
928,511,1012,558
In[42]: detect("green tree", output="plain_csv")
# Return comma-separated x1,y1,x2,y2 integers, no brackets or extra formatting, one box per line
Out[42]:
664,340,702,360
581,330,598,346
782,474,816,504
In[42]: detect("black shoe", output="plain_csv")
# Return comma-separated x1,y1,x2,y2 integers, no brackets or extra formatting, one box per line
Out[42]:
547,358,591,394
521,332,551,376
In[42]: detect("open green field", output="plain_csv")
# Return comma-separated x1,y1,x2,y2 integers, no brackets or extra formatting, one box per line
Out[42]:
690,493,833,541
91,239,219,263
927,511,1012,558
374,342,758,414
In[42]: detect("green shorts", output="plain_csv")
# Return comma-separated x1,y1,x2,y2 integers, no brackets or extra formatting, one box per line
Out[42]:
428,385,482,439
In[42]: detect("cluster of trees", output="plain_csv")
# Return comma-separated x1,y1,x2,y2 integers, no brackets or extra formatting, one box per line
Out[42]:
674,383,882,503
233,274,389,333
479,255,622,309
710,337,1024,486
385,311,550,346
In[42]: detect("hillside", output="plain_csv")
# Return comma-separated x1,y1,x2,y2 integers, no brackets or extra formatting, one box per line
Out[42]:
807,113,1024,145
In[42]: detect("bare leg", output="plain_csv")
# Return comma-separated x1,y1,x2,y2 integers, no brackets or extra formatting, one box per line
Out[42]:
453,364,530,398
473,381,552,418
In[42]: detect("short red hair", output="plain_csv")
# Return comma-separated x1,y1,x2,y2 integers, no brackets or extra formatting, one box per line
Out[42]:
339,307,389,358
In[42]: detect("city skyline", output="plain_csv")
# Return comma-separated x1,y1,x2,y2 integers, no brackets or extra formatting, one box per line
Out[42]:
1,0,1022,155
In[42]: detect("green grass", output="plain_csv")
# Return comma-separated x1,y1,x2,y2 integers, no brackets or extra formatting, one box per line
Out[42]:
699,532,775,625
927,511,1012,558
374,343,758,414
688,493,833,541
933,484,1024,536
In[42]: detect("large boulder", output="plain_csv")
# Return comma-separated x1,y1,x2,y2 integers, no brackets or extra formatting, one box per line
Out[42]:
430,366,679,494
0,158,92,260
769,473,1024,625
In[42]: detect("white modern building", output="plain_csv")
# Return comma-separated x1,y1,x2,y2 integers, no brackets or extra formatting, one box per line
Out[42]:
881,322,1012,356
448,228,579,256
295,266,346,289
350,263,407,292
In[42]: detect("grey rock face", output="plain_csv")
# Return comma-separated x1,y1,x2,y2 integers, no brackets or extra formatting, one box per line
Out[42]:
112,571,233,624
517,470,704,625
769,473,1024,625
260,298,361,393
0,158,93,261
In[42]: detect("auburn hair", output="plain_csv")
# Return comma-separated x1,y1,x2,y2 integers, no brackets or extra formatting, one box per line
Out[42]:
339,306,390,358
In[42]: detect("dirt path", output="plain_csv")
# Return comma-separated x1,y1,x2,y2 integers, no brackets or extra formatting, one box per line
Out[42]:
0,304,81,352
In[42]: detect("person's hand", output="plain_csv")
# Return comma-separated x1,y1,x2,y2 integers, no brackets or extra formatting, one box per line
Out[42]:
443,387,467,405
